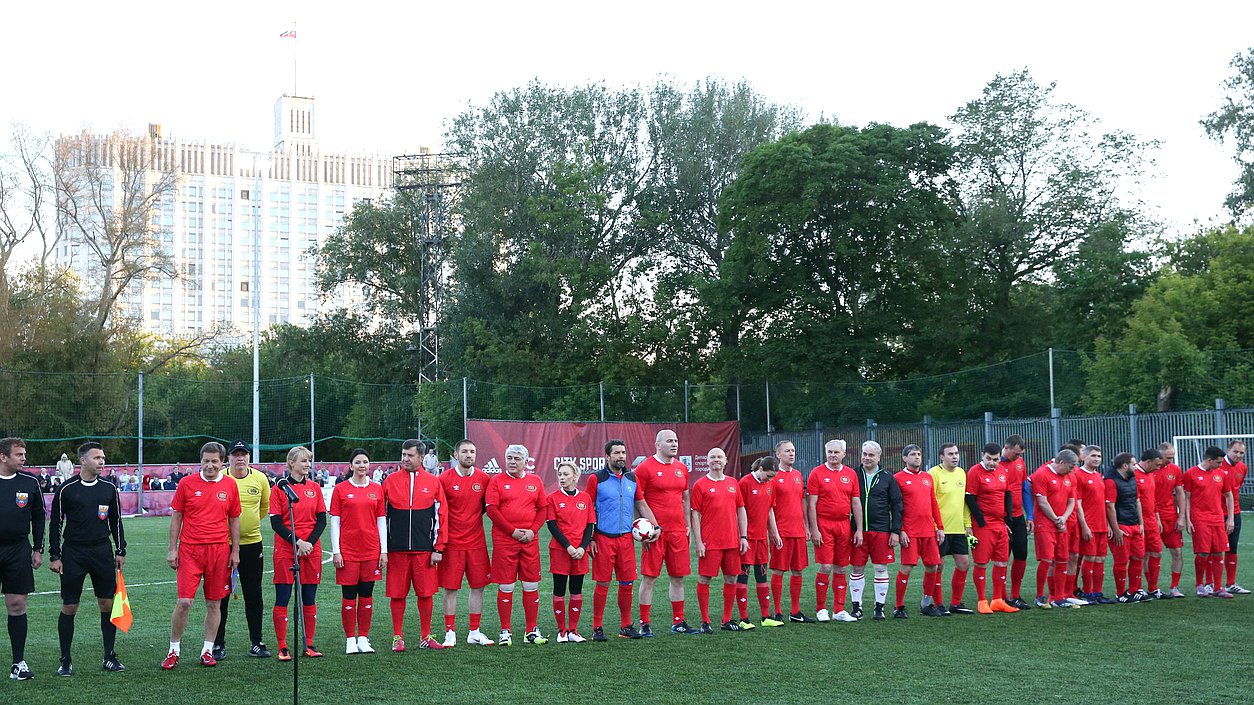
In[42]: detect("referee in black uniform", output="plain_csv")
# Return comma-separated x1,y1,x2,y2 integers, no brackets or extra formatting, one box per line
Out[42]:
0,437,44,681
48,441,127,675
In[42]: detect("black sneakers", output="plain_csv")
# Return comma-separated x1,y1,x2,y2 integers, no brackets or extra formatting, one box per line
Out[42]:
57,658,73,677
102,653,125,672
617,625,641,639
789,612,817,623
210,644,226,661
949,603,975,615
892,607,908,619
248,643,272,658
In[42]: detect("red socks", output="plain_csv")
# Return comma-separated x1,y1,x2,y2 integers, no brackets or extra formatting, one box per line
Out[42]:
1225,553,1238,587
302,605,317,646
469,612,481,631
894,571,909,609
391,597,406,636
639,602,652,625
1052,560,1068,602
1036,562,1051,599
416,596,432,640
616,584,633,628
815,574,830,612
951,569,967,605
696,583,711,623
721,584,736,623
444,613,456,632
789,575,802,614
670,599,685,625
1010,559,1026,599
735,582,748,620
496,589,512,631
569,595,583,633
972,567,987,602
833,573,848,610
1194,555,1208,588
592,584,608,629
358,597,373,637
1170,570,1182,590
992,565,1007,600
1114,561,1128,595
1128,558,1144,593
770,572,784,615
756,583,771,618
1209,555,1224,589
522,589,539,633
552,596,567,633
341,599,356,638
1147,557,1162,591
273,605,289,649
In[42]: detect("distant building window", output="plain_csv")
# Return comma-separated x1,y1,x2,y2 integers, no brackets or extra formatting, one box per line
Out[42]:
241,189,250,200
240,282,249,292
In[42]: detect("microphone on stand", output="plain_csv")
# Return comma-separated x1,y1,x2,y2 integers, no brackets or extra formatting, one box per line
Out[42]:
278,477,301,503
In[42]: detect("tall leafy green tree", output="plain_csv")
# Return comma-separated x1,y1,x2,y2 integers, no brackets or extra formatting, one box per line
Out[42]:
1202,47,1254,216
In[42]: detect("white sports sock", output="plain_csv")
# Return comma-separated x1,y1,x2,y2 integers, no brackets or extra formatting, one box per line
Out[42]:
169,641,181,656
849,574,865,606
203,640,215,656
920,594,934,608
873,577,889,605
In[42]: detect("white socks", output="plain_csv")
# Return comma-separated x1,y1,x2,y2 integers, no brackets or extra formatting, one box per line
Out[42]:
850,574,866,605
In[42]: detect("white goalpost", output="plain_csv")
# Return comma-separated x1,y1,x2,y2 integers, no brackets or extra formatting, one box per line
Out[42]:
1171,434,1253,504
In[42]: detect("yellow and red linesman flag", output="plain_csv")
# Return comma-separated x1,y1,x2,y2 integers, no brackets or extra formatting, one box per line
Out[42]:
110,570,133,633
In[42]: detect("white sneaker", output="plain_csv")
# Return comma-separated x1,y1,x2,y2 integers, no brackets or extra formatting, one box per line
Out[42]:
1065,597,1088,606
833,610,858,622
815,608,831,622
355,636,375,653
556,631,568,643
466,630,495,646
1204,584,1215,596
497,630,512,646
566,631,586,643
442,630,457,648
346,637,359,654
1168,587,1186,598
1196,585,1210,597
1228,583,1251,595
524,629,548,645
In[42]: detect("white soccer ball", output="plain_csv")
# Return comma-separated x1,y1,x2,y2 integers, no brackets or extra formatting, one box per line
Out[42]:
631,517,658,542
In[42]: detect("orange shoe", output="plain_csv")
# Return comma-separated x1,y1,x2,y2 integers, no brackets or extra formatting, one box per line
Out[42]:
990,598,1019,613
976,600,994,614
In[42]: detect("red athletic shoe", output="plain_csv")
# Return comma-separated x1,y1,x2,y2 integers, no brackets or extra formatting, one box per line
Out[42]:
303,646,324,658
276,647,292,662
160,651,179,670
199,651,217,667
418,637,445,650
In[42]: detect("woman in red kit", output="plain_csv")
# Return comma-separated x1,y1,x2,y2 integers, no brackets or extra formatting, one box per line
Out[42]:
270,446,327,660
330,449,387,654
547,462,596,643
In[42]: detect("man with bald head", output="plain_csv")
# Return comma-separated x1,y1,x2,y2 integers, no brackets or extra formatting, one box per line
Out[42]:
635,430,699,635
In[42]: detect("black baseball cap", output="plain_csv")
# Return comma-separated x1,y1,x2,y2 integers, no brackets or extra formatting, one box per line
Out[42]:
228,440,251,455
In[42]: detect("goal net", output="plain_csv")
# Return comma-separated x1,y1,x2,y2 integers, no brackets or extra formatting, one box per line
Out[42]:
1172,434,1253,508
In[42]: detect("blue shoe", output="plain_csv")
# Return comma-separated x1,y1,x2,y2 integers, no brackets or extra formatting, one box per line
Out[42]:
670,621,700,635
1034,596,1051,608
638,622,653,638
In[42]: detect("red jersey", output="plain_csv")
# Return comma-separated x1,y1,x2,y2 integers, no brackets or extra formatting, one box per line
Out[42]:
634,456,690,535
486,471,547,537
1184,465,1230,526
1074,468,1107,533
691,475,744,550
329,478,385,561
998,456,1028,517
895,468,943,537
738,472,775,540
439,467,491,549
381,468,449,552
1133,466,1158,530
771,467,807,538
270,477,327,550
1156,463,1184,518
172,472,242,545
1028,467,1074,526
807,464,859,521
1223,457,1247,514
966,463,1009,522
546,488,594,550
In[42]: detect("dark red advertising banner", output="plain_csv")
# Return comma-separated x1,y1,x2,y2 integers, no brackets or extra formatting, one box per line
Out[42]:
464,420,741,491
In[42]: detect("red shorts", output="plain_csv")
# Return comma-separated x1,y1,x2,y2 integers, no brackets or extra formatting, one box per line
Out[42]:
813,518,852,567
438,547,492,590
851,531,895,566
177,543,232,600
549,545,590,576
1161,515,1184,549
1191,523,1230,554
1033,527,1065,563
744,538,769,565
492,539,542,584
273,545,323,585
640,531,691,578
900,534,941,567
769,537,809,572
972,522,1010,564
1080,532,1109,558
591,534,638,583
386,551,439,598
1065,522,1081,556
1143,526,1163,554
336,559,381,585
698,547,743,577
1110,524,1146,563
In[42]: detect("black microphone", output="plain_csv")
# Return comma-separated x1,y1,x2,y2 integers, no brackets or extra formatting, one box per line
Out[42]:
278,477,300,503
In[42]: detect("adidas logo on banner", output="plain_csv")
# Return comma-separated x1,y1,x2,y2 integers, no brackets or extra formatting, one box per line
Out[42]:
483,458,501,473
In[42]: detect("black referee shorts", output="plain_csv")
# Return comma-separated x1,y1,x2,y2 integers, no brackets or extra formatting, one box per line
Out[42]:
1009,515,1029,561
0,542,35,595
939,534,970,557
1228,513,1242,554
60,542,117,604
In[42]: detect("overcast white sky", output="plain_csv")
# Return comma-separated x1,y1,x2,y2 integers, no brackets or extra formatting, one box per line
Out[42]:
3,0,1252,237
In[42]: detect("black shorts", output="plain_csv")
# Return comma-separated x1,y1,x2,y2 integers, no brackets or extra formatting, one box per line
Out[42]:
1009,515,1029,561
1228,513,1242,554
0,542,35,595
60,542,117,604
939,534,969,557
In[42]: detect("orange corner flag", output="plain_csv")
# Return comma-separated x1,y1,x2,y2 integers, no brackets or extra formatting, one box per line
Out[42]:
110,570,133,633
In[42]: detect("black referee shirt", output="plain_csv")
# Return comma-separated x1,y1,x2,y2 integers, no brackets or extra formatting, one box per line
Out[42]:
0,472,46,551
48,476,127,561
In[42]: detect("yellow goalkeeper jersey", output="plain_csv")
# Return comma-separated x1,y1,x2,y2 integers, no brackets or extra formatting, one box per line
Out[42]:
929,464,971,532
230,468,272,545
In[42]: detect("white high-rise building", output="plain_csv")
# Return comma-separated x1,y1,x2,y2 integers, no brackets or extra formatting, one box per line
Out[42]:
53,95,397,341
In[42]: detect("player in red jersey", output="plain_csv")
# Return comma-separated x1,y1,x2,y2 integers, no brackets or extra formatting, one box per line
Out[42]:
636,429,700,635
691,447,749,633
330,448,387,654
586,439,657,642
163,442,242,670
269,446,327,660
808,439,863,623
383,439,450,651
1074,447,1113,604
487,443,549,644
894,444,944,619
437,440,495,647
769,439,813,624
547,462,595,643
965,443,1019,615
1156,442,1188,597
739,456,782,627
1134,449,1166,600
1106,451,1147,603
998,435,1032,609
1220,440,1248,594
1028,450,1078,608
1184,446,1236,598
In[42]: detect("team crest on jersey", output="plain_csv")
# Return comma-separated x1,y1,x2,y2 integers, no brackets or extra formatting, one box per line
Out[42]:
14,492,28,508
1166,474,1174,480
368,492,378,499
1063,479,1071,487
576,501,586,510
97,504,109,520
472,483,482,492
247,487,260,496
526,483,537,492
793,476,802,485
674,469,684,478
1214,475,1223,483
304,489,316,499
923,479,932,487
216,491,228,501
998,475,1006,483
726,485,736,493
840,476,850,484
